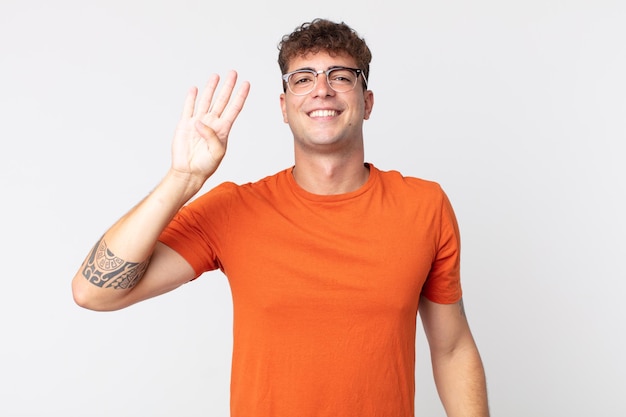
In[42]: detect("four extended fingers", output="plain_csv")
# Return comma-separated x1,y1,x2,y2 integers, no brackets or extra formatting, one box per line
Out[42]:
183,71,249,126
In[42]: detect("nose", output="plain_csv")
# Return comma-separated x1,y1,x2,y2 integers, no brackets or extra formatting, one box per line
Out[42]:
311,71,334,97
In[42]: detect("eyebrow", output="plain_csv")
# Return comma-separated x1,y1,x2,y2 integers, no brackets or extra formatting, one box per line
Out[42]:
292,65,348,72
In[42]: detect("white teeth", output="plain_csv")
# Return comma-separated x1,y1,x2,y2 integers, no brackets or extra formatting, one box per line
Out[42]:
309,110,337,117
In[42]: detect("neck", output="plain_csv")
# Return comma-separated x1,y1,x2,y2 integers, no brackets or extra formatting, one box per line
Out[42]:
291,153,370,195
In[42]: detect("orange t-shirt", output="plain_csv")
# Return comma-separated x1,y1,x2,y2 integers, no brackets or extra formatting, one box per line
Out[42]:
159,164,462,417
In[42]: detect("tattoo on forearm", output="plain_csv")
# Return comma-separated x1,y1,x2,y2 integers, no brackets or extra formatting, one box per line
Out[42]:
81,237,149,289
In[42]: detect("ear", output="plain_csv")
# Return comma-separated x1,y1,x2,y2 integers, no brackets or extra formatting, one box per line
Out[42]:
363,90,374,120
280,93,289,123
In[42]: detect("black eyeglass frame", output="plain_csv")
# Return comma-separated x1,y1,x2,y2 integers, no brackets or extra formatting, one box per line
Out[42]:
281,66,369,95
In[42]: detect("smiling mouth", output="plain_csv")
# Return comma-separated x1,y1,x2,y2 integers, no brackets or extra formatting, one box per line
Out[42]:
308,109,339,118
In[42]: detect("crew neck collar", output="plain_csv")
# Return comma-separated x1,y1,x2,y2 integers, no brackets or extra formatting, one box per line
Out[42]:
285,163,378,202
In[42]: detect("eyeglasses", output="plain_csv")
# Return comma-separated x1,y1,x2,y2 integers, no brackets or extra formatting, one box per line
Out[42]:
282,66,368,96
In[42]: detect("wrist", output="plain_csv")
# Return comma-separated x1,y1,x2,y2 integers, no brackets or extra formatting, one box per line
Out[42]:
160,169,206,206
167,168,206,191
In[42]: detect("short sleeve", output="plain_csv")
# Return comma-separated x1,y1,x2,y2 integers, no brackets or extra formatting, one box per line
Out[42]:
158,182,237,277
420,188,463,304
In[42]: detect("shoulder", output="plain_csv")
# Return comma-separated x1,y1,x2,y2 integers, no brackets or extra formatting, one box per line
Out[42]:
192,169,291,205
373,165,446,199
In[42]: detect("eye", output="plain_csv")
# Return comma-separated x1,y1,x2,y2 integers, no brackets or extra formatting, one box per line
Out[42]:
329,69,356,84
291,71,315,85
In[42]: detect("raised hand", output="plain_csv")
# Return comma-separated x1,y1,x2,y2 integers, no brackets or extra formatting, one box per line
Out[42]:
171,70,250,182
72,72,249,311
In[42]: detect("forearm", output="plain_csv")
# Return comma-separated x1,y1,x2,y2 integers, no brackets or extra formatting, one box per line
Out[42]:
72,72,248,310
432,343,490,417
71,169,203,310
104,169,203,259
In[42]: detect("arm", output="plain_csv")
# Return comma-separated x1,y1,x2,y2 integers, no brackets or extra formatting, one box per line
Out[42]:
419,296,490,417
72,71,250,311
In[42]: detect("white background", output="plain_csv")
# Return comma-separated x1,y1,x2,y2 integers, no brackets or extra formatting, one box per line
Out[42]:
1,0,624,416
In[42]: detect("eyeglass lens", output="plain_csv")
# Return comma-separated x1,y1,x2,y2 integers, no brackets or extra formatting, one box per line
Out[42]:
288,68,359,95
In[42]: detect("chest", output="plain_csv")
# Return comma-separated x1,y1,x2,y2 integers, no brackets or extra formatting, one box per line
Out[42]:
220,198,439,317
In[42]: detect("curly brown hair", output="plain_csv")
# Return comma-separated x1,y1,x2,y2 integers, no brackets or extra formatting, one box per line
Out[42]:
278,18,372,91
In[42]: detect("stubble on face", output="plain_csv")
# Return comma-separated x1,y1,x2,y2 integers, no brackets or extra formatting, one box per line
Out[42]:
280,52,372,154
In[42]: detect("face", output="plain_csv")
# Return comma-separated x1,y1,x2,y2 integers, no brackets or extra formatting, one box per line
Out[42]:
280,51,374,154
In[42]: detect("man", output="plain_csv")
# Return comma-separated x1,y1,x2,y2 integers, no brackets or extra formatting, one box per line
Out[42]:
73,18,489,417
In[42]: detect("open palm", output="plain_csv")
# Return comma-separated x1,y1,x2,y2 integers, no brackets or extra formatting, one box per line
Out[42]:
172,71,250,181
